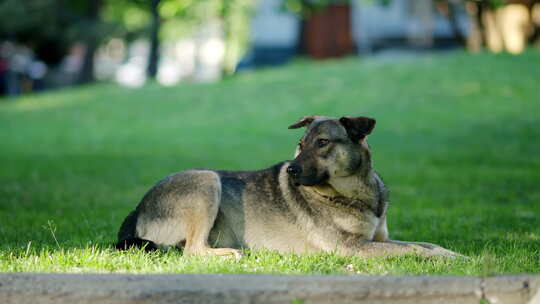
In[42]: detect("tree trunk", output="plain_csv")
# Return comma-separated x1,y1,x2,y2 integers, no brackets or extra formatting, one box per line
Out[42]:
465,0,537,53
78,0,101,85
297,18,307,55
529,3,540,44
221,0,253,76
147,0,161,79
437,0,466,45
465,1,484,51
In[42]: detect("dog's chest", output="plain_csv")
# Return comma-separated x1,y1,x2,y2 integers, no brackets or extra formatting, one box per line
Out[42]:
312,196,380,237
329,208,379,239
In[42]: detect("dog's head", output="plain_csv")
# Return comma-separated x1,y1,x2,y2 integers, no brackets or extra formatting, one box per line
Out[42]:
287,115,376,187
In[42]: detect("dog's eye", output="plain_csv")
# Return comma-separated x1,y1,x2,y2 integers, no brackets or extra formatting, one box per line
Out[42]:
317,139,329,148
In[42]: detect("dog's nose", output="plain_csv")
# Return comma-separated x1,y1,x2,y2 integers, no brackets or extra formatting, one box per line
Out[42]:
286,164,302,177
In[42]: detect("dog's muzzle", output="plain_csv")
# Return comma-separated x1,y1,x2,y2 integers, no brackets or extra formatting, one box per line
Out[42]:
287,164,302,186
286,164,302,178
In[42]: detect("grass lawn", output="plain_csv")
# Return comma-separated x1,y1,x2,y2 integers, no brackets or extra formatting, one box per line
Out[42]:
0,51,539,275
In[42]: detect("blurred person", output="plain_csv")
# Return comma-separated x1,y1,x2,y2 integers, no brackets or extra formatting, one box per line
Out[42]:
27,60,47,92
0,51,7,96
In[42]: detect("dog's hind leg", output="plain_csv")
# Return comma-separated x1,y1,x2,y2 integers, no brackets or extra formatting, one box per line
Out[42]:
140,170,242,257
130,170,241,257
178,172,242,259
182,206,243,258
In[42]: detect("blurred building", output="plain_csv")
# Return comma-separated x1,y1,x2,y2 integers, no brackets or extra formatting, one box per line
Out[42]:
352,0,468,52
240,0,300,68
242,0,469,67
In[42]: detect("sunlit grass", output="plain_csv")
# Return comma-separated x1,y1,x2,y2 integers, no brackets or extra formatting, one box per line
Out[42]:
0,245,529,275
0,51,539,274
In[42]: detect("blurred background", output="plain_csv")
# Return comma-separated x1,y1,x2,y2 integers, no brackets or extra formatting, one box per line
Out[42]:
0,0,539,96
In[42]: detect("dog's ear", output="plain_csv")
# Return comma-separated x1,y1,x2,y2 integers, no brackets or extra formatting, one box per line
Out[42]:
339,116,376,142
288,116,319,129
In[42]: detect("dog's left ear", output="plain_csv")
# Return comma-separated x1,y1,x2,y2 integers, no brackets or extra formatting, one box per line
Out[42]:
288,115,320,129
339,116,376,142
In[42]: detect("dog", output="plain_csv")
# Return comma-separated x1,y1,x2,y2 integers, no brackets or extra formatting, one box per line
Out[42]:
116,115,460,258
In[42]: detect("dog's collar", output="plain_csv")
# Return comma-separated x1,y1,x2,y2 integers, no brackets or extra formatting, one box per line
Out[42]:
309,184,341,200
309,186,349,204
315,192,343,202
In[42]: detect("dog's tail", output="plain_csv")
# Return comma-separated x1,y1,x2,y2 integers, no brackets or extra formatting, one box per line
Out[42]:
115,238,159,252
115,209,157,252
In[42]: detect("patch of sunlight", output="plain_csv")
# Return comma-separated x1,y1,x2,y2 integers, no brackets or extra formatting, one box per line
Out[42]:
504,232,540,241
525,233,540,240
2,94,90,113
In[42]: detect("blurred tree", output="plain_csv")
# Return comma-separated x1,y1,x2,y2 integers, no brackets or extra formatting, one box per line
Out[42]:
221,0,253,75
147,0,161,78
0,0,117,83
435,0,466,45
76,0,104,84
0,0,68,65
465,0,539,53
157,0,254,76
0,0,254,88
106,0,254,77
106,0,162,79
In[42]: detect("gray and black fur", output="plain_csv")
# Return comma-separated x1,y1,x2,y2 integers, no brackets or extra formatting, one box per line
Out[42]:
116,116,460,258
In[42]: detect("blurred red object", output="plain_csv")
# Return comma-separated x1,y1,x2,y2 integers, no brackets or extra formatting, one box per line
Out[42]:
303,4,355,59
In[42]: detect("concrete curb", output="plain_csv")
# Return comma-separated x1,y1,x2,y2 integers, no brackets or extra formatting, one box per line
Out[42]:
1,273,539,304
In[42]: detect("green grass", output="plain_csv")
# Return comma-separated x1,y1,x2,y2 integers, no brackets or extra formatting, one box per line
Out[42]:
1,51,539,274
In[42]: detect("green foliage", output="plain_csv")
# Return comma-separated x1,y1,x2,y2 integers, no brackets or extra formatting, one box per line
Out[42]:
103,0,254,74
282,0,396,16
0,0,58,38
282,0,515,16
0,0,116,41
103,0,151,36
0,51,539,274
283,0,351,15
0,0,118,64
220,0,254,75
0,0,64,61
0,0,253,74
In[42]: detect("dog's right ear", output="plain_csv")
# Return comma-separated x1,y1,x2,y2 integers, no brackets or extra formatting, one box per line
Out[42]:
288,116,319,129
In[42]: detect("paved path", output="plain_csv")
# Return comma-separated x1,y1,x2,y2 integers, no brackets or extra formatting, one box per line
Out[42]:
1,273,539,303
